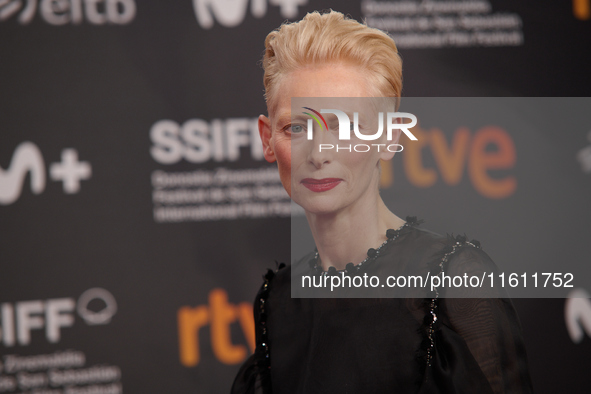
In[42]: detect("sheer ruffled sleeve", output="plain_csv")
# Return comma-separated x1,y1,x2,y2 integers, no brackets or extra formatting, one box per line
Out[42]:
231,353,266,394
424,241,533,393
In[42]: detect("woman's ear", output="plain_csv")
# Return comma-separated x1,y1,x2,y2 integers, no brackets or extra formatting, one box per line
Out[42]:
380,148,396,161
259,115,276,163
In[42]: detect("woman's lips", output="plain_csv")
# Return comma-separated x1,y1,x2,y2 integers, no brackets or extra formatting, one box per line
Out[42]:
301,178,342,192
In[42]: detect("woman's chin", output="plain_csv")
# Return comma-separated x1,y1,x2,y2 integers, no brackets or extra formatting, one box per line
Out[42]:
295,198,342,216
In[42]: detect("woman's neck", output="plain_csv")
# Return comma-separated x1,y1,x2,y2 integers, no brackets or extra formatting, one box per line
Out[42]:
306,195,405,271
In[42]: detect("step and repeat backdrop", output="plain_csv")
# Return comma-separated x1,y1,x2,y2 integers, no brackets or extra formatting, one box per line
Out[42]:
1,0,591,393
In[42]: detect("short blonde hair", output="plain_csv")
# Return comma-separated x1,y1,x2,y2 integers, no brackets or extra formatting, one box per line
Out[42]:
262,10,402,110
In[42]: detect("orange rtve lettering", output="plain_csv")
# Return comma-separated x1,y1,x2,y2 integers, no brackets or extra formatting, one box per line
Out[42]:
236,302,255,352
403,126,438,188
178,305,209,366
178,288,255,367
430,127,471,185
468,126,517,199
210,289,248,364
573,0,590,20
399,125,516,198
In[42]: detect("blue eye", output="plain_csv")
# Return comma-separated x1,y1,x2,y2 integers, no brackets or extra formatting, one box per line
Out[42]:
289,124,305,134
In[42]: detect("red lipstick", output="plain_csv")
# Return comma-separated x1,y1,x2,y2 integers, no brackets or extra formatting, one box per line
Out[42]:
301,178,342,192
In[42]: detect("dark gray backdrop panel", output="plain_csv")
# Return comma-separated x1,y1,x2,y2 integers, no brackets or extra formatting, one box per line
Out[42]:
1,1,590,393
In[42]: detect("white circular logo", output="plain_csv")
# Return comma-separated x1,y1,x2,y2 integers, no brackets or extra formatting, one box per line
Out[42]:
77,288,117,325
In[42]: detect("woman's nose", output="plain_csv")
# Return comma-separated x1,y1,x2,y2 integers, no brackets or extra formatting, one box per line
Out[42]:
307,125,335,168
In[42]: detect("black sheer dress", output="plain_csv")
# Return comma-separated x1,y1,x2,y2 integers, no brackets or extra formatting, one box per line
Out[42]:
232,218,533,393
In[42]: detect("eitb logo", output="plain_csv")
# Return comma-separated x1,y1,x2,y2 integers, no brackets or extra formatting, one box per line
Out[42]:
300,106,417,153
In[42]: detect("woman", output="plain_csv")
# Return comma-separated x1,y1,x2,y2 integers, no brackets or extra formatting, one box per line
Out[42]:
233,10,532,393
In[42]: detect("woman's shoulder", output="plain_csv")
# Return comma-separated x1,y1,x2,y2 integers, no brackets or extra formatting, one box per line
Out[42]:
401,219,504,299
374,218,500,297
398,218,479,252
400,219,497,269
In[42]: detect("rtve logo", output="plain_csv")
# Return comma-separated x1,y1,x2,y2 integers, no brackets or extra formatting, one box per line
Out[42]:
0,0,136,25
178,288,254,366
379,124,518,199
574,0,591,20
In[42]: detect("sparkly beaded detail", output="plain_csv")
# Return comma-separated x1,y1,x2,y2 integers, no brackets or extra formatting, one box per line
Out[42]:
425,234,481,366
256,261,285,370
309,216,421,276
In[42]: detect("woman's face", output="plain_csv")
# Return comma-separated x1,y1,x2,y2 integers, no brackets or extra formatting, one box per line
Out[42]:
259,63,396,215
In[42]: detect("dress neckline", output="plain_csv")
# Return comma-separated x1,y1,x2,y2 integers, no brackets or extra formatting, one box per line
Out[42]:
309,216,421,276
